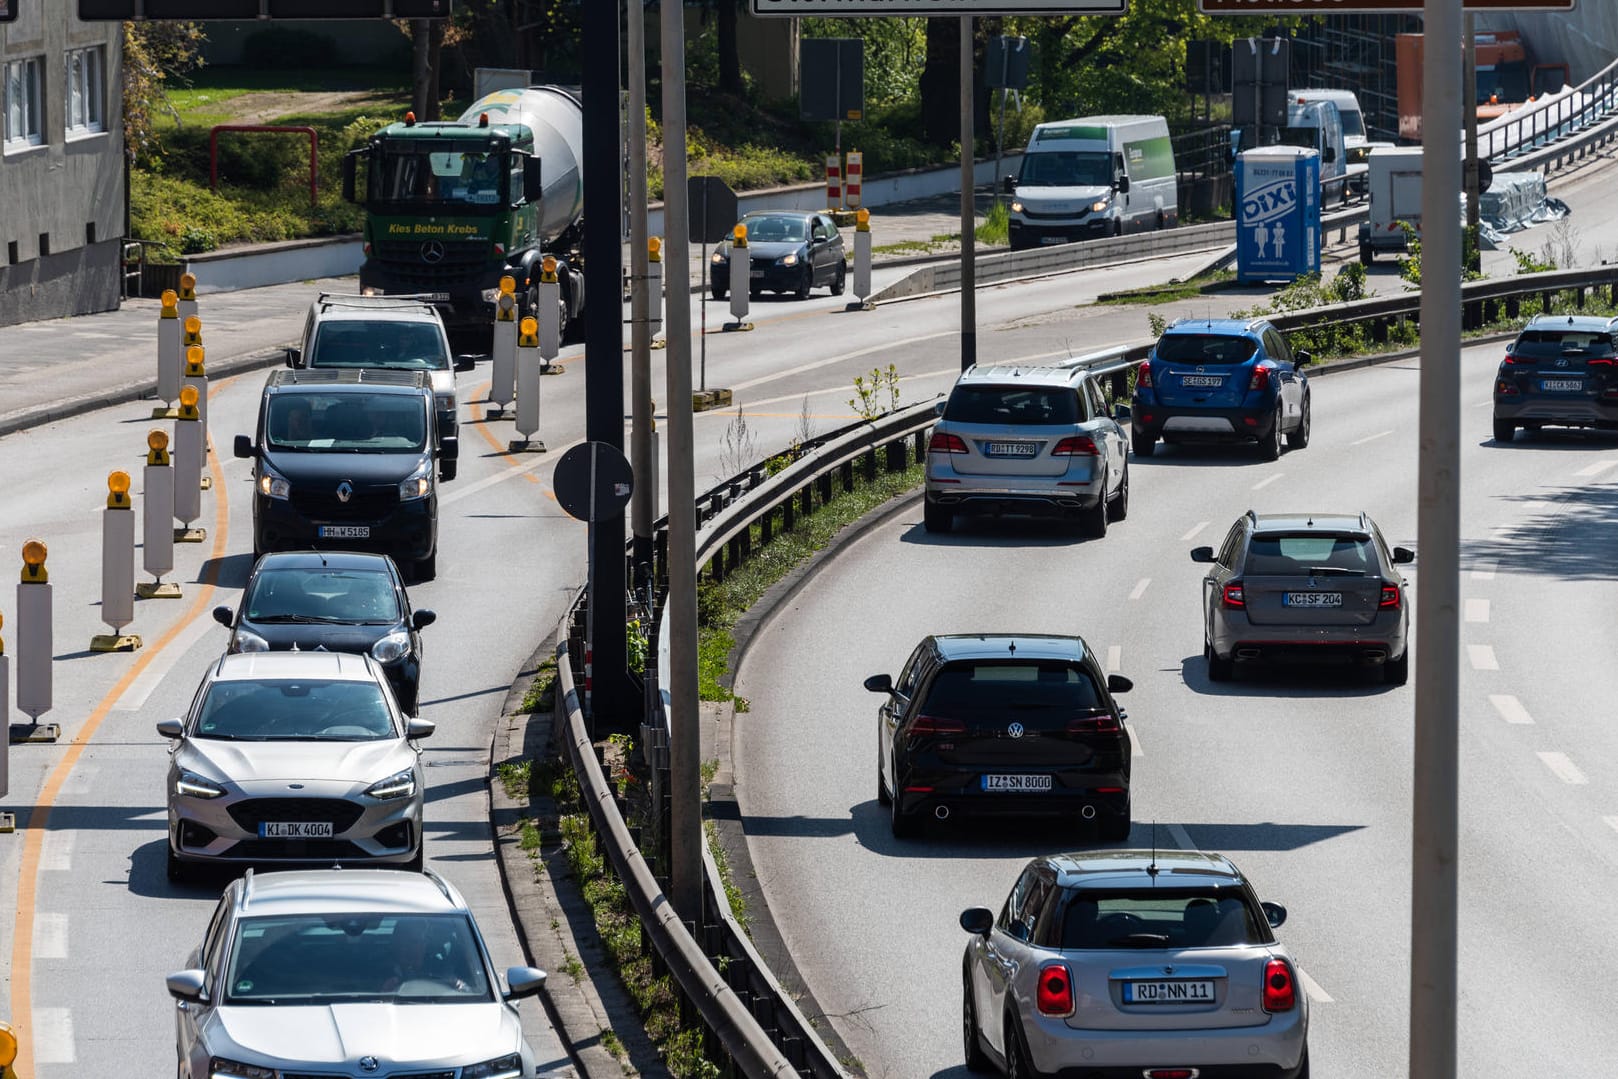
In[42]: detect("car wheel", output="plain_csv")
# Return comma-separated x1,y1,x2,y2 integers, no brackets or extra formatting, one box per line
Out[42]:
712,284,728,302
1080,496,1108,540
1493,418,1515,443
1260,408,1284,461
1288,396,1312,449
166,846,191,885
1004,1015,1041,1079
414,552,437,583
1107,462,1129,522
1383,651,1409,686
831,260,846,296
890,791,920,839
962,970,991,1072
794,266,813,301
876,740,892,807
1097,802,1131,842
1206,639,1234,683
1131,428,1156,458
1360,243,1374,266
1295,1046,1311,1079
923,500,953,534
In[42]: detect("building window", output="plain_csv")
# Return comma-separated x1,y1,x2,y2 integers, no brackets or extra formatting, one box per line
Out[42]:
4,56,45,152
66,47,105,137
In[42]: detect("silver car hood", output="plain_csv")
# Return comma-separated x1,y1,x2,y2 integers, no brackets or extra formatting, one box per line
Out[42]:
209,1001,518,1067
179,739,413,784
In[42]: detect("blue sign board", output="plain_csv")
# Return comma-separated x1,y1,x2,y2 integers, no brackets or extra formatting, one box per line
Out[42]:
1235,147,1321,284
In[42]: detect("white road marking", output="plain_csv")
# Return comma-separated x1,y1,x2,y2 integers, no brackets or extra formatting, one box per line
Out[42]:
1537,751,1588,785
32,1007,75,1064
1297,967,1335,1004
40,830,75,873
1126,723,1145,759
1575,459,1618,477
1351,429,1393,446
1470,560,1497,582
1467,645,1499,671
729,331,958,392
114,613,220,711
1489,694,1535,725
1166,822,1195,851
34,912,68,960
1251,473,1282,490
1464,598,1490,623
440,436,584,507
740,367,959,412
1605,816,1618,836
1180,521,1208,542
1128,578,1151,601
1526,500,1553,516
1106,645,1122,672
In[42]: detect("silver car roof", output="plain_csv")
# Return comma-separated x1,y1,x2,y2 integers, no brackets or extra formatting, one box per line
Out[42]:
1249,511,1369,534
235,867,466,917
931,633,1091,664
210,650,381,682
954,363,1095,389
1043,848,1246,888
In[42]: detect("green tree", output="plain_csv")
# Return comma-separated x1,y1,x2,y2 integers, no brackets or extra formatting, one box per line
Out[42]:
122,19,206,167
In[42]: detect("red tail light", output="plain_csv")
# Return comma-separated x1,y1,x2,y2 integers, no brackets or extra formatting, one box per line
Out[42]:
1067,713,1120,734
1502,350,1536,365
1262,958,1297,1012
1052,435,1099,456
1249,366,1271,391
1221,582,1245,609
1145,1071,1199,1079
928,432,969,454
1587,357,1616,367
908,714,966,736
1036,961,1075,1017
1380,583,1401,609
1495,379,1519,396
1136,360,1152,388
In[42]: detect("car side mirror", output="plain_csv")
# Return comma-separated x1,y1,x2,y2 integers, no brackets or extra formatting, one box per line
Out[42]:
1261,901,1288,928
1001,174,1016,194
284,346,301,368
165,969,208,1004
406,717,436,740
234,435,256,460
959,907,994,936
1293,349,1313,367
523,157,544,205
156,718,184,739
1112,403,1132,422
341,151,359,204
439,436,459,462
439,459,458,483
1393,546,1416,564
1189,546,1216,563
1106,674,1133,694
505,965,548,1000
454,353,477,372
933,400,947,417
412,609,437,630
1325,146,1336,163
212,605,234,628
1116,174,1130,194
863,673,893,694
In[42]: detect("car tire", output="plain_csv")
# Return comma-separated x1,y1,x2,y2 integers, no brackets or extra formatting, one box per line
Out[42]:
831,260,846,296
876,740,892,807
1492,418,1516,443
1288,395,1312,450
1097,804,1131,843
923,500,953,534
1206,639,1234,683
414,552,437,583
1295,1046,1311,1079
1260,408,1284,461
1080,496,1108,540
1383,651,1409,686
794,266,813,301
1107,463,1129,522
712,284,728,302
890,792,920,840
1131,428,1155,458
1004,1015,1041,1079
166,846,191,885
1360,243,1374,266
962,971,992,1072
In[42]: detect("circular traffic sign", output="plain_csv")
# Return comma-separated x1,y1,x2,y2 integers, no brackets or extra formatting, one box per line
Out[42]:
552,441,634,523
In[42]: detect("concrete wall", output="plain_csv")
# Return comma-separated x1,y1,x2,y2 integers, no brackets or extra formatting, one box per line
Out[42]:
0,4,125,326
1478,10,1618,86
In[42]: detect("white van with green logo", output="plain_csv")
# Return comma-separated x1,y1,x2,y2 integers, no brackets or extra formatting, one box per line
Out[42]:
1005,115,1178,250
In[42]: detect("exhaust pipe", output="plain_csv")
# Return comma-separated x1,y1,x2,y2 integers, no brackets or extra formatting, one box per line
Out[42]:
1366,649,1387,663
1236,648,1262,661
1081,805,1097,820
935,805,951,821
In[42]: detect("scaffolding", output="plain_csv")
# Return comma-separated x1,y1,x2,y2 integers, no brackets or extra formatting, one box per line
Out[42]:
1289,15,1422,143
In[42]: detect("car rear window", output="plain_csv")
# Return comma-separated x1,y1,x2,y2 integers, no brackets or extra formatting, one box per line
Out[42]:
1245,533,1376,576
944,386,1080,426
922,661,1103,722
196,679,395,741
1153,334,1259,366
1059,888,1263,949
1510,330,1616,360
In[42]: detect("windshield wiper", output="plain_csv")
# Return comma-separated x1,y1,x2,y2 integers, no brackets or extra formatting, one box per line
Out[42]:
1301,566,1363,577
250,614,348,624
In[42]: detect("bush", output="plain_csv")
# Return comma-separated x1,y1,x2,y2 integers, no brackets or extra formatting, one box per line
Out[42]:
241,28,339,70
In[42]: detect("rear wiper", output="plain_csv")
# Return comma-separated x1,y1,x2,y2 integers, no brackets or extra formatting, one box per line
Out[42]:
1302,566,1363,577
1106,933,1172,948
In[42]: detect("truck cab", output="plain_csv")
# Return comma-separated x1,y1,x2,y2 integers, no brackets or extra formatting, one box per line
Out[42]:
1004,115,1177,249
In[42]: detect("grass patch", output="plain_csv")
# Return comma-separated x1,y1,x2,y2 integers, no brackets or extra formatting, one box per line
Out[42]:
705,819,750,934
497,760,532,801
1098,269,1234,306
520,659,559,714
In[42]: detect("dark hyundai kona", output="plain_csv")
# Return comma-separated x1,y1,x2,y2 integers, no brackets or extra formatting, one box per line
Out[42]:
865,634,1133,841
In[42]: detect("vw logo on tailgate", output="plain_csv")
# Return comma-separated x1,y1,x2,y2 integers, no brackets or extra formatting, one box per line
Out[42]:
1006,722,1025,739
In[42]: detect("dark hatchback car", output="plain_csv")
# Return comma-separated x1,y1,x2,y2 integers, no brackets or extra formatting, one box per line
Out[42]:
213,551,436,714
864,634,1133,841
709,210,847,301
236,368,457,582
1493,314,1618,442
1131,317,1312,460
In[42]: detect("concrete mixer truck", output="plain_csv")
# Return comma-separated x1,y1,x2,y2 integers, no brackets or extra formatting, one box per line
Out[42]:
342,84,586,341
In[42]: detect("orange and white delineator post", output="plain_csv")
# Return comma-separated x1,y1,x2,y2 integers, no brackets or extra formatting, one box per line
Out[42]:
826,154,842,206
845,151,864,209
490,275,517,411
853,208,873,304
94,471,141,652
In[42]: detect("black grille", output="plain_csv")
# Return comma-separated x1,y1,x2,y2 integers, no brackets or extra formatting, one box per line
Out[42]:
373,239,490,289
291,485,398,521
226,839,370,860
228,797,365,832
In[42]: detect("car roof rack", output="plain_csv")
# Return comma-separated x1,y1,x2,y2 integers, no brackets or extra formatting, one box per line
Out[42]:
316,292,448,310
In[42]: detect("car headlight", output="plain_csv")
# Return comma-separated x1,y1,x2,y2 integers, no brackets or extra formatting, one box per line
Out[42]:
710,249,728,264
434,392,456,416
365,768,417,801
1091,199,1111,213
209,1059,277,1079
177,770,225,800
399,460,433,501
234,630,270,653
371,630,411,664
777,252,800,267
257,464,290,501
461,1055,523,1079
1009,200,1024,214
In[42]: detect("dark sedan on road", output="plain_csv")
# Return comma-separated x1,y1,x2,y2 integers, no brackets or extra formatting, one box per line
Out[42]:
1493,313,1618,442
709,210,847,301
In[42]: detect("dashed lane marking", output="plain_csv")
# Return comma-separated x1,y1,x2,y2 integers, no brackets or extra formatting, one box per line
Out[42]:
1351,429,1392,446
1537,751,1588,785
1106,645,1122,672
113,612,220,712
1470,560,1497,582
1467,645,1499,671
1129,578,1151,600
1489,695,1535,725
33,913,67,961
1297,967,1335,1004
1127,723,1144,759
1251,473,1282,490
1180,521,1208,542
1167,822,1195,851
729,331,957,392
32,1007,74,1064
1465,598,1490,623
39,831,74,873
1575,459,1617,477
1605,816,1618,836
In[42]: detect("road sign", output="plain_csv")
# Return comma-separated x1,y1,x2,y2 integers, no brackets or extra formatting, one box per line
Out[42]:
755,0,1125,13
1199,0,1571,11
801,39,865,123
689,176,739,245
554,442,634,524
78,0,451,18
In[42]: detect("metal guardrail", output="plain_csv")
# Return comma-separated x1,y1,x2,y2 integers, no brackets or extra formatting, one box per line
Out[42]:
1483,52,1618,169
551,261,1618,1078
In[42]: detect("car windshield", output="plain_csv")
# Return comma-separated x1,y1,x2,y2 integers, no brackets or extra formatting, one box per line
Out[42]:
243,568,401,625
1511,330,1616,360
945,386,1080,426
1246,533,1376,576
1059,887,1264,949
1153,334,1260,366
266,393,428,452
369,148,506,208
742,214,808,243
923,661,1104,723
195,679,395,741
309,320,449,371
1019,151,1112,188
226,913,492,1005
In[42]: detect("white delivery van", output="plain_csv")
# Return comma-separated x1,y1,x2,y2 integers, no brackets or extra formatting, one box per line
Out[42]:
1004,115,1178,250
1358,145,1424,264
1292,88,1389,195
1279,98,1349,205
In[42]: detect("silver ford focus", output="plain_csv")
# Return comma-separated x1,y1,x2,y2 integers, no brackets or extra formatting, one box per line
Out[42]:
159,651,433,882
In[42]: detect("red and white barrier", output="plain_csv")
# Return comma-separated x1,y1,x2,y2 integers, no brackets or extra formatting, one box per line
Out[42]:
846,151,863,209
826,155,842,206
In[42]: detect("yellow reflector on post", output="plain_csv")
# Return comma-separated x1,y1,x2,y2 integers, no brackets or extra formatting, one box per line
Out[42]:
733,223,748,242
519,316,539,340
22,539,47,566
542,255,557,274
0,1019,18,1066
857,208,871,227
499,275,516,295
179,385,200,408
109,470,131,495
648,236,663,261
148,429,170,452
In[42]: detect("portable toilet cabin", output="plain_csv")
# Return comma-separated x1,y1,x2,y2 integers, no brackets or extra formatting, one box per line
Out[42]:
1235,146,1321,285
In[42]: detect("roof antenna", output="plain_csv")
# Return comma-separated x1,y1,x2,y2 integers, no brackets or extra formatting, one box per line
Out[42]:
1148,822,1160,877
